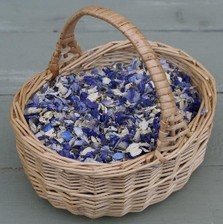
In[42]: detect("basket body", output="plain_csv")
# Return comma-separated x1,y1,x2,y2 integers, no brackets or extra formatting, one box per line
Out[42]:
11,41,216,218
10,6,216,219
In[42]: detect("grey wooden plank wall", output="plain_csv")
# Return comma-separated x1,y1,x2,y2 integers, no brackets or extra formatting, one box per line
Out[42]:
0,0,222,223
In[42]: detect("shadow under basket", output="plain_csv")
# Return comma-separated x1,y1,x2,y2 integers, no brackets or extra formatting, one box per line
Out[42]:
10,6,217,218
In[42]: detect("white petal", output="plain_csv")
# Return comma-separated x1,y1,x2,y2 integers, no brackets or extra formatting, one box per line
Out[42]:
112,89,125,96
102,77,111,84
59,76,68,84
74,120,82,126
133,129,141,141
84,158,98,163
88,86,98,94
57,82,68,95
165,72,171,83
118,141,128,149
150,81,155,88
26,107,42,114
35,131,44,138
73,127,83,137
148,118,154,124
64,120,74,124
139,119,150,131
91,136,98,144
179,100,185,109
99,103,107,113
126,143,139,152
178,76,183,82
51,143,63,151
64,88,72,98
185,111,192,121
56,138,64,144
29,120,37,132
45,128,55,137
125,83,132,90
39,116,46,123
69,137,76,146
87,92,99,101
110,126,118,131
74,113,80,118
81,147,94,156
116,128,129,137
43,111,53,119
139,143,150,152
130,148,142,157
81,135,89,143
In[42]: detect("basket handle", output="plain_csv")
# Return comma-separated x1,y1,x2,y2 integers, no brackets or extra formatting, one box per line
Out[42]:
48,6,188,160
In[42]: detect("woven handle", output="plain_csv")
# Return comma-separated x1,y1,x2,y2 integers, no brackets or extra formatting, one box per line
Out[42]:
48,5,179,119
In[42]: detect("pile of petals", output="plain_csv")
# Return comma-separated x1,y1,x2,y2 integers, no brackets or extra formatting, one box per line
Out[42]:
24,58,201,163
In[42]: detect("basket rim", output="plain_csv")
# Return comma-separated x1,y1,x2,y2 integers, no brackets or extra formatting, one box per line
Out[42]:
10,40,217,172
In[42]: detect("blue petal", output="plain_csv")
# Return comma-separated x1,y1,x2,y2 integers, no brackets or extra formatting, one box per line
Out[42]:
68,74,77,83
118,97,127,104
83,76,97,86
112,152,124,160
110,80,120,89
68,95,80,104
32,95,40,107
99,133,107,145
42,124,53,132
76,102,87,112
70,82,79,92
62,142,71,151
80,92,88,101
90,108,99,118
24,114,39,119
126,88,140,103
138,82,145,94
84,99,98,109
127,58,138,72
74,139,85,146
128,74,137,83
38,135,46,141
82,128,98,137
109,135,120,147
98,150,112,163
83,151,95,160
61,131,73,141
120,86,125,93
103,68,116,79
91,68,99,75
100,114,109,123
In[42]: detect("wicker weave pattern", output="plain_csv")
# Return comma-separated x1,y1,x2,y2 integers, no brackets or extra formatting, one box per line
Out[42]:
11,6,216,218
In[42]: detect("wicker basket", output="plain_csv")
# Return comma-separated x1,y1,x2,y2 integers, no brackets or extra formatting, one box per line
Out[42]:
10,6,216,218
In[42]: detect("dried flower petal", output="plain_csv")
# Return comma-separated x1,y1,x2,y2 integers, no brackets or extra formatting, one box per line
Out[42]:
73,127,83,137
102,77,111,84
112,152,124,160
25,58,201,163
81,147,94,156
126,143,142,157
61,131,73,142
